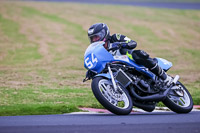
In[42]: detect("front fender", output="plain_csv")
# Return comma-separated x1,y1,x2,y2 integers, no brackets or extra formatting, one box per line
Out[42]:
94,73,111,79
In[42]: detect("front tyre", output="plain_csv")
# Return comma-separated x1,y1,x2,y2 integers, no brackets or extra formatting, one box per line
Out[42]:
163,81,193,113
92,77,133,115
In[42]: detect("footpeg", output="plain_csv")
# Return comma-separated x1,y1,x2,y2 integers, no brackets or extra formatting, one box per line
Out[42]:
172,75,180,84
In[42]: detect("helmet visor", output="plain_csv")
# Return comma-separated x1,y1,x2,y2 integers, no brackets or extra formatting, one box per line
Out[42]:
89,30,106,43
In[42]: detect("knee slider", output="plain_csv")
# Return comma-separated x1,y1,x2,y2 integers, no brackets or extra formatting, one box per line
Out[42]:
133,50,149,60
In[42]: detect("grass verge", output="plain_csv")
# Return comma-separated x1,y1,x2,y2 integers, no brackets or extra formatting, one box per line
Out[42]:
0,1,199,115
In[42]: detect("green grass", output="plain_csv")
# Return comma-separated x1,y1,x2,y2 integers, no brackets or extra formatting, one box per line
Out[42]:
185,81,200,105
0,14,26,43
128,25,170,44
22,6,87,44
0,14,42,65
3,46,42,64
0,1,199,116
0,85,100,116
0,104,80,116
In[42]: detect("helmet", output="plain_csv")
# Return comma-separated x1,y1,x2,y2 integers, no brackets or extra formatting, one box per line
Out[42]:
88,23,110,43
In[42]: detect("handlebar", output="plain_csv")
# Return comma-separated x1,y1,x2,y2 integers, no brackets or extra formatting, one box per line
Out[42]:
107,42,127,52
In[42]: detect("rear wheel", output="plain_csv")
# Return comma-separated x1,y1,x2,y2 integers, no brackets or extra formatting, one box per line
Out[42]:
163,81,193,113
92,77,133,115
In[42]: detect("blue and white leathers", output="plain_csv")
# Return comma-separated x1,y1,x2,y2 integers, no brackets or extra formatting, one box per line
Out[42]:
84,41,172,80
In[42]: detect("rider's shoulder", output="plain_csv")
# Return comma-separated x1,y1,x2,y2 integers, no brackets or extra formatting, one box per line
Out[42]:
110,33,126,42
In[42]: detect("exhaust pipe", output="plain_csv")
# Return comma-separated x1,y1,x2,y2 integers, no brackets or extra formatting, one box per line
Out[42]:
130,86,171,102
130,75,179,102
132,100,155,112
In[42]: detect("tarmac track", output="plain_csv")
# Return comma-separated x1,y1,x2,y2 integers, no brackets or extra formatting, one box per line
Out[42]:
0,111,200,133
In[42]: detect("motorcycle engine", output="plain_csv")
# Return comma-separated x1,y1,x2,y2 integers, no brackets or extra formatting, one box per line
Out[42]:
134,76,161,94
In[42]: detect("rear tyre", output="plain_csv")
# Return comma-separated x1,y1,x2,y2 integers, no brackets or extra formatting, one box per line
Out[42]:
163,81,193,113
92,77,133,115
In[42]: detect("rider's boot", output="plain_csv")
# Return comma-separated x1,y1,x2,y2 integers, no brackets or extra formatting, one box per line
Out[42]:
130,50,173,86
150,63,173,86
163,75,173,86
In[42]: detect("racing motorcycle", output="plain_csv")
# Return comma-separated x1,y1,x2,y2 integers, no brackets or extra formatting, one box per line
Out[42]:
83,41,193,115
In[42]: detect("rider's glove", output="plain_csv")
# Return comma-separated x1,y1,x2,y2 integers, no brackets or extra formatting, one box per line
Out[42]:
111,42,121,50
126,41,137,49
113,42,129,48
121,43,128,48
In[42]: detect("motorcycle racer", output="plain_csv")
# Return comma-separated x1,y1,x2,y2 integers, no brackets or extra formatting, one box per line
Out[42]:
87,22,172,85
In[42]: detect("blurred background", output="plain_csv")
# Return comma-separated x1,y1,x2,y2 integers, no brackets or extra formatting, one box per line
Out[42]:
0,0,200,115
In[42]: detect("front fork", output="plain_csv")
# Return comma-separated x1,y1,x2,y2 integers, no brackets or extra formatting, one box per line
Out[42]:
107,64,118,92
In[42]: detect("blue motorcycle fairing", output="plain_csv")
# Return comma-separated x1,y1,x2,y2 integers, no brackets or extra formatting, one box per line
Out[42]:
113,55,172,74
84,42,104,56
84,42,173,80
84,42,114,73
155,57,172,71
113,55,156,80
94,73,111,79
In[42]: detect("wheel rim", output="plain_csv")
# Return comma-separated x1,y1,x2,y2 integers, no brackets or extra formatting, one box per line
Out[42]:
98,79,130,109
167,84,191,107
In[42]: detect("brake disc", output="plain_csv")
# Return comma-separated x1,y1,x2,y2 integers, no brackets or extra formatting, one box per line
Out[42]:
171,85,184,97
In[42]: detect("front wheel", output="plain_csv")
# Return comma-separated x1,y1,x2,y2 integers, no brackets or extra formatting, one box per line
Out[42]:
92,77,133,115
163,81,193,113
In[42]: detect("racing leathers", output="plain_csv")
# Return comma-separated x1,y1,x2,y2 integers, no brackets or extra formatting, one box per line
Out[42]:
107,33,168,81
